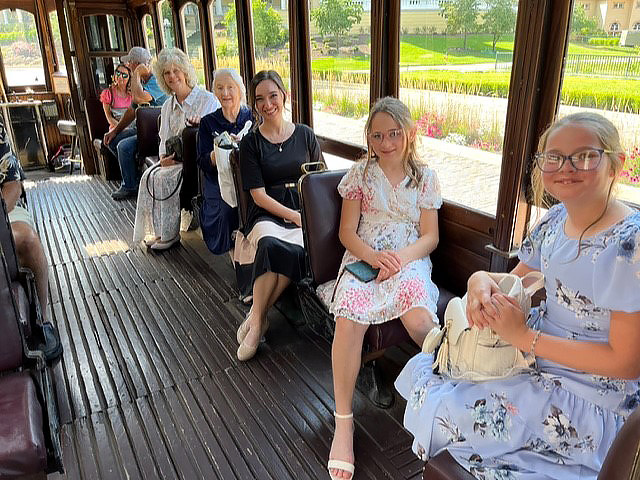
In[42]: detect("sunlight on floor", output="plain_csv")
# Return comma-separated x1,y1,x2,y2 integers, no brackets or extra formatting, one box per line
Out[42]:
84,239,129,257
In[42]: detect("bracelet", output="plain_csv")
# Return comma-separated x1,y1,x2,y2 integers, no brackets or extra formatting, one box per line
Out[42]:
529,329,542,357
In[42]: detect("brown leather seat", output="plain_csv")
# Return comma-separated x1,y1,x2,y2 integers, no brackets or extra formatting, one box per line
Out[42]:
84,96,120,180
598,406,640,480
0,371,47,477
0,253,47,477
298,168,455,406
135,106,162,168
0,199,63,475
180,126,199,211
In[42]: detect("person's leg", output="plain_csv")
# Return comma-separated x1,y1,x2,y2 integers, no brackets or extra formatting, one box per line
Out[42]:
241,272,287,345
114,135,139,194
400,307,438,346
329,316,369,479
237,272,289,344
11,221,49,321
106,127,136,157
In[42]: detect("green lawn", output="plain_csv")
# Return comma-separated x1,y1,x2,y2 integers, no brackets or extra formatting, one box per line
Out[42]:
311,34,639,72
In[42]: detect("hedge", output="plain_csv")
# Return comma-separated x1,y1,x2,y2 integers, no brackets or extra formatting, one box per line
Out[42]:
587,37,620,46
394,71,640,113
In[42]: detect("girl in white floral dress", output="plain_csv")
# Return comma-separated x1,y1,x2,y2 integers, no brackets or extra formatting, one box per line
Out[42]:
324,97,442,480
396,112,640,479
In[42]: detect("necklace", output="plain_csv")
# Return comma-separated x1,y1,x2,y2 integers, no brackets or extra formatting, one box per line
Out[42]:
278,141,284,152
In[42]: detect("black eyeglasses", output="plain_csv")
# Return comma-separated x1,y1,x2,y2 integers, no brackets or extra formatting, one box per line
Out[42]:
115,71,130,79
534,148,612,173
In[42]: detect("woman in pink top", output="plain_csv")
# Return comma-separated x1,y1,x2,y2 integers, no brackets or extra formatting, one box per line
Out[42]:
100,63,133,130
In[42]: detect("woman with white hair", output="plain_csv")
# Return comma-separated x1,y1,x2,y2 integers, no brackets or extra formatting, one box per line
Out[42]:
133,47,219,250
197,68,252,255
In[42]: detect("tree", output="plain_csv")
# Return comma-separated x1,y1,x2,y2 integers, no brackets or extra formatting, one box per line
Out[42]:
439,0,480,50
571,4,598,36
311,0,363,50
481,0,516,52
225,0,287,51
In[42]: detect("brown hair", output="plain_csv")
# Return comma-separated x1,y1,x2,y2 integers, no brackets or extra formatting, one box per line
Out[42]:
112,63,131,92
248,70,287,129
532,112,625,255
363,96,423,187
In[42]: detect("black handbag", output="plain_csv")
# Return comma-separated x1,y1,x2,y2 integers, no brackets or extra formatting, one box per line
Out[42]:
164,135,183,163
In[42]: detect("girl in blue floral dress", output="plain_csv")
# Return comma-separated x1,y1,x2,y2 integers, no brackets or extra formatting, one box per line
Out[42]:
396,112,640,479
326,97,442,480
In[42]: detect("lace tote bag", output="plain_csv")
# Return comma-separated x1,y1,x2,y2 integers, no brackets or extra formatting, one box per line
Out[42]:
423,271,545,382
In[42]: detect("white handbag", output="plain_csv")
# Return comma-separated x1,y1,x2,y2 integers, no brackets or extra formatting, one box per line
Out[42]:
216,120,252,208
423,271,545,382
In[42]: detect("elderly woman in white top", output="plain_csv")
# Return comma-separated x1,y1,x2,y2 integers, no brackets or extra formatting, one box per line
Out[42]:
133,48,219,250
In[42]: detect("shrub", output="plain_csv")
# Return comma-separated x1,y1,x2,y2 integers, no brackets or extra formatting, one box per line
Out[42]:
588,37,620,46
621,146,640,185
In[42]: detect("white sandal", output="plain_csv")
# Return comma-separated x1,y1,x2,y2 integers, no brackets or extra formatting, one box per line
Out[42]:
327,412,355,480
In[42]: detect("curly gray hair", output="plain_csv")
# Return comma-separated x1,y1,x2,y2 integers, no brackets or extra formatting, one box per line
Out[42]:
153,48,198,94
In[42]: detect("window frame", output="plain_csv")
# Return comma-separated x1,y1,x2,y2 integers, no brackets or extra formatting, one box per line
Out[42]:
0,3,51,93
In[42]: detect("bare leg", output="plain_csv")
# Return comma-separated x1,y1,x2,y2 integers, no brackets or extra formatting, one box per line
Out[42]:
329,316,369,479
400,307,438,347
11,221,49,321
242,272,290,349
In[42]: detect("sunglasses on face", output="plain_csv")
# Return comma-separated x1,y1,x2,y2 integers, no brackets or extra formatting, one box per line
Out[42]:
115,71,130,79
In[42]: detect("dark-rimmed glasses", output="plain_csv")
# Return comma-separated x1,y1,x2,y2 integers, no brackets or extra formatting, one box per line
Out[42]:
368,128,404,145
115,70,130,79
534,148,612,173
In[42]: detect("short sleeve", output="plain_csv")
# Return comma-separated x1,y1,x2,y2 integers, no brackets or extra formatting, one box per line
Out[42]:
337,161,364,200
99,88,112,105
0,121,24,185
418,167,442,210
518,204,565,270
239,131,264,190
593,216,640,312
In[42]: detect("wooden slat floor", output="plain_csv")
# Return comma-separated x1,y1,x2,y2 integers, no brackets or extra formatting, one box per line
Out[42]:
24,175,423,480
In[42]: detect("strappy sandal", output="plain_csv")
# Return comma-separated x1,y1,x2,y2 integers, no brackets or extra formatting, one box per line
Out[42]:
327,412,355,480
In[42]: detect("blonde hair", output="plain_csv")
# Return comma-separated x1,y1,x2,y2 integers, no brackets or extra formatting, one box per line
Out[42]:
532,112,624,208
153,48,198,94
363,97,422,187
532,112,625,256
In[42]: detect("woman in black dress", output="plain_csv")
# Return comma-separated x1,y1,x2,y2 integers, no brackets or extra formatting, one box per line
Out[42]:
234,70,324,361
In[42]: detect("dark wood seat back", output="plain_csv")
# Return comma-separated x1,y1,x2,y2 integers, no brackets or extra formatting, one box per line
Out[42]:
230,148,250,231
299,169,347,285
0,199,19,281
0,243,23,372
598,407,640,479
135,107,162,165
180,126,199,211
84,96,109,141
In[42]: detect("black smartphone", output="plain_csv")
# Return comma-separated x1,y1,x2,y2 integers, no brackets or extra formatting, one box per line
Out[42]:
345,260,379,283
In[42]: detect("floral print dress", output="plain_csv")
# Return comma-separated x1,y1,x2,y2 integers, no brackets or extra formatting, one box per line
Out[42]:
318,160,442,325
395,204,640,480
